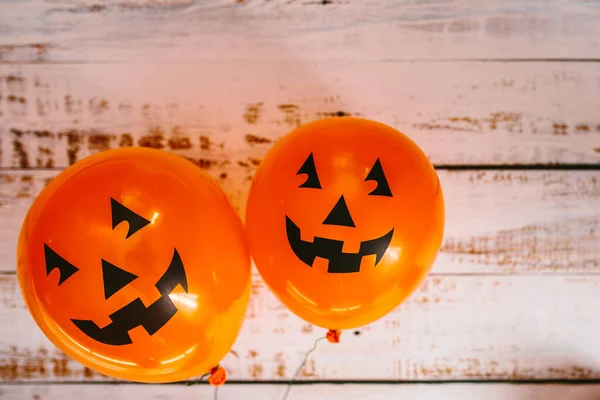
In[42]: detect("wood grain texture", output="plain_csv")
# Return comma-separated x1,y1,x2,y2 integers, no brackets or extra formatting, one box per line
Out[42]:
3,274,600,382
3,384,600,400
1,62,599,167
1,0,600,62
2,0,600,392
1,169,599,274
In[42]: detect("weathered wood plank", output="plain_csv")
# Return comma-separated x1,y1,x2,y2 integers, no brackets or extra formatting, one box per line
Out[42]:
1,0,600,62
1,169,598,274
1,62,599,167
2,383,600,400
2,274,600,382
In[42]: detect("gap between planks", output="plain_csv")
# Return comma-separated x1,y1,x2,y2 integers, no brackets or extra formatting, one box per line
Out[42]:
2,59,600,65
2,165,600,171
3,383,600,400
6,379,600,385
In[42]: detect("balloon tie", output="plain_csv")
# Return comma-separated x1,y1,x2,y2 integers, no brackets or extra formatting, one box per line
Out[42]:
184,364,225,388
326,329,341,343
280,335,329,400
208,365,227,387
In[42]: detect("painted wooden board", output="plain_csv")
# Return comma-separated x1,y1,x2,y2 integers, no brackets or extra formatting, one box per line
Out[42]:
1,169,599,274
1,63,600,168
2,383,600,400
1,0,600,62
3,274,600,382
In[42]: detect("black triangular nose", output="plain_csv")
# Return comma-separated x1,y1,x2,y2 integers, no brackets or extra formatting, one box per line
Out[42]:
323,195,356,227
102,259,138,300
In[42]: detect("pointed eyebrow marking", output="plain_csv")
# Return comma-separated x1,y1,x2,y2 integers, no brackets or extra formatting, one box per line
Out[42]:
365,158,392,197
297,152,322,189
110,198,151,239
44,243,79,286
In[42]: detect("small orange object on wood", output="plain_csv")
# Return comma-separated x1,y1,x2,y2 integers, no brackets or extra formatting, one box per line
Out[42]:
208,365,227,387
326,329,342,343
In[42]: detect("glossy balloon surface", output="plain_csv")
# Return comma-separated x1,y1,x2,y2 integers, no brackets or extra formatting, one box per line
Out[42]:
17,147,251,383
246,117,444,330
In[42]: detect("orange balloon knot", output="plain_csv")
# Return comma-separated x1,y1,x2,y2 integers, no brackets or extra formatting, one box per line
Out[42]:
326,329,341,343
208,365,226,387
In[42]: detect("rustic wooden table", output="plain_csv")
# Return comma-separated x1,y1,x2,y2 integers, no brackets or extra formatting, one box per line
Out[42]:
1,0,600,399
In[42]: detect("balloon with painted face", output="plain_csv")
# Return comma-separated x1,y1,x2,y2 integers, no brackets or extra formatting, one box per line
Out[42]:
245,117,444,333
17,147,251,383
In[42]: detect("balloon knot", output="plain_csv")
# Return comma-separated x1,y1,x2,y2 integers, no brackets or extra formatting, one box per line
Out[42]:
326,329,341,343
208,365,226,387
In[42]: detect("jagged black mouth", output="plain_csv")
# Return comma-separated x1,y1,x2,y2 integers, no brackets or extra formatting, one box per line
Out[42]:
71,248,189,346
285,216,394,274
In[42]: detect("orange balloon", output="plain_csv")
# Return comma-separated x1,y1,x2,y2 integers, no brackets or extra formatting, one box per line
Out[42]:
246,117,444,331
17,147,251,383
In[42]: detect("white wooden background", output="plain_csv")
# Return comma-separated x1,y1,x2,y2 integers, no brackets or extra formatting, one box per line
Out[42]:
1,0,600,398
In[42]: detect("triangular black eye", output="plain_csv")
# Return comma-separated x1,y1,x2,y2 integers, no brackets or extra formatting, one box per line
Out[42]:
365,158,392,197
111,198,151,239
44,243,79,286
297,153,321,189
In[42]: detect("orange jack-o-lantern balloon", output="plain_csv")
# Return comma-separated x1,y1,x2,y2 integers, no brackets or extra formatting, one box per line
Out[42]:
246,117,444,331
17,147,251,383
